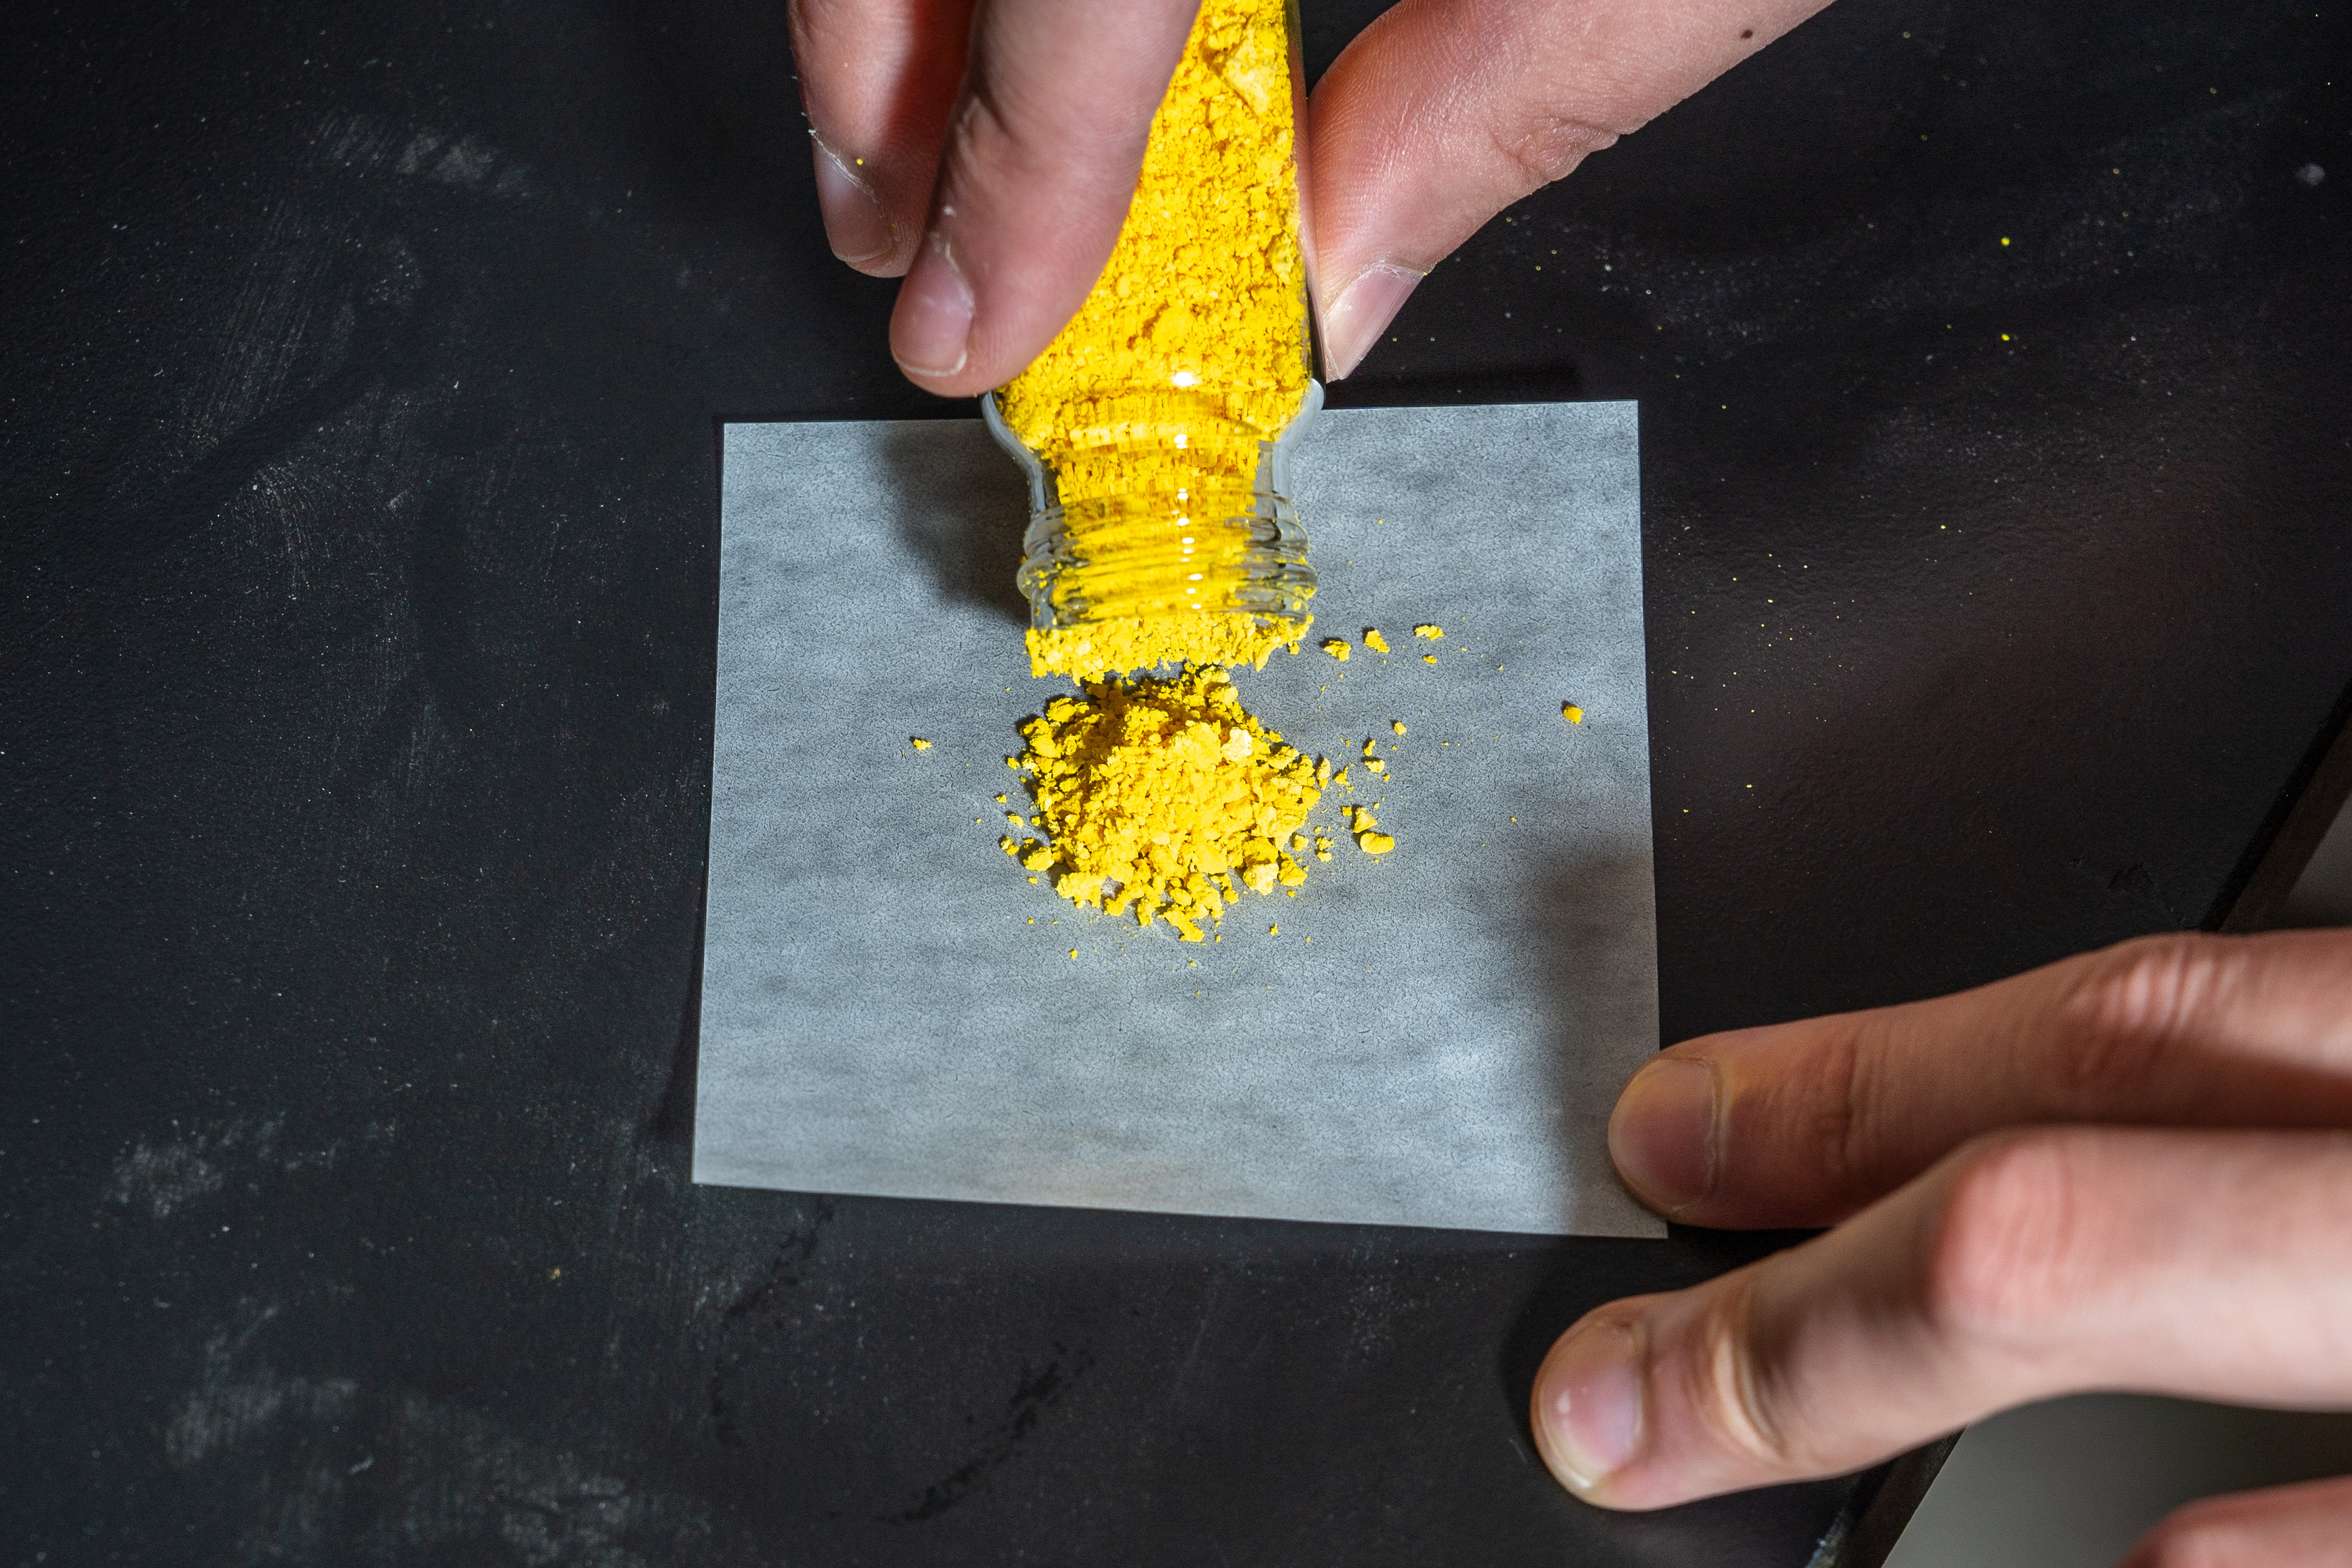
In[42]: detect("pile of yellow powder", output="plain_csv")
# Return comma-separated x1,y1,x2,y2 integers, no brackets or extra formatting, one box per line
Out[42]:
996,0,1313,682
1000,666,1326,942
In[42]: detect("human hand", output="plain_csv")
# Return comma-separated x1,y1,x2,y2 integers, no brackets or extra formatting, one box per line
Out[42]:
1531,929,2352,1563
788,0,1836,395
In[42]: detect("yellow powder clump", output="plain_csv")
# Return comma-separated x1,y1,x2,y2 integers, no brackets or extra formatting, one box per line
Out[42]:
1320,637,1351,660
1562,702,1586,724
1413,624,1444,640
1362,629,1388,653
1007,665,1320,942
998,0,1312,681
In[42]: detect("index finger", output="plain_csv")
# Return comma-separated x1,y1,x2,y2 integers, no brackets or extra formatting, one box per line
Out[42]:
887,0,1202,393
1607,929,2352,1227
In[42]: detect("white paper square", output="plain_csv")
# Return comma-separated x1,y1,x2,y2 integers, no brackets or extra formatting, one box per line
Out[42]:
696,403,1661,1237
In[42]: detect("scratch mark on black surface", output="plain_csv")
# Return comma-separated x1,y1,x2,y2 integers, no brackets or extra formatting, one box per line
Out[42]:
720,1200,834,1324
890,1345,1094,1523
707,1201,837,1447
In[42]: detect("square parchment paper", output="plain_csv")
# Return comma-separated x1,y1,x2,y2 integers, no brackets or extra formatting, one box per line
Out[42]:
697,402,1661,1238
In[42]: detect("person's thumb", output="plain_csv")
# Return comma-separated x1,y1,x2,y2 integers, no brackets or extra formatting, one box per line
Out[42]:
1305,0,1833,379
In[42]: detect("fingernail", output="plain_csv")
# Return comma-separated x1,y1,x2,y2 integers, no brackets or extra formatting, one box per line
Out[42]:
1609,1057,1717,1212
892,234,975,379
1533,1319,1646,1494
811,137,893,267
1319,263,1423,380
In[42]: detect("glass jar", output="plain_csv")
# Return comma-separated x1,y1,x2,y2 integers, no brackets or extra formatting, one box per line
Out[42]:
982,0,1320,684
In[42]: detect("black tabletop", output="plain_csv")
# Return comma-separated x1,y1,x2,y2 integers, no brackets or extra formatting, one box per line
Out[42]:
5,1,2347,1563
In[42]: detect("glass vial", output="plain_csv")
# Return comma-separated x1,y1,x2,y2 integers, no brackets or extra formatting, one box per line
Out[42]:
983,0,1320,683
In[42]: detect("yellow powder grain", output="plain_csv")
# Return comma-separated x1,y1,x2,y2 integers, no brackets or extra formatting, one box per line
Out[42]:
1320,637,1352,661
909,737,931,750
1357,831,1396,855
1362,629,1388,653
1001,0,1312,681
1421,653,1437,664
1413,624,1443,640
1562,702,1586,724
1391,720,1407,735
1012,664,1319,940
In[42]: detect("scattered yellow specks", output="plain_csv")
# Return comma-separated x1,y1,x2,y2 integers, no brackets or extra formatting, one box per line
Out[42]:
1391,720,1406,735
1269,924,1279,935
1412,623,1443,640
910,738,931,750
1361,739,1378,758
1562,702,1584,724
1356,831,1396,855
1363,629,1388,653
1319,637,1352,661
1421,653,1437,664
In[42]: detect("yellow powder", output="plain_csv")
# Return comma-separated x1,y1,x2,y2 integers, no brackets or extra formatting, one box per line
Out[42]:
909,737,931,750
1362,630,1388,653
1413,624,1443,640
999,0,1312,681
1562,702,1586,724
1006,664,1320,942
1391,720,1407,735
1320,637,1351,660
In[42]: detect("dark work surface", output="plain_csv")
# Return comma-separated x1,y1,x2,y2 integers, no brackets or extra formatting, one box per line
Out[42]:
3,0,2347,1563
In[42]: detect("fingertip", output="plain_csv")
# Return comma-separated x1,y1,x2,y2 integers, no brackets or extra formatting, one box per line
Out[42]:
890,233,977,386
1530,1315,1647,1504
811,136,900,271
1317,262,1422,380
1609,1056,1718,1215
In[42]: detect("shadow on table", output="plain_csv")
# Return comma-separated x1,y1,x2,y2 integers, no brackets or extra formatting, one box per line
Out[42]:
879,419,1030,627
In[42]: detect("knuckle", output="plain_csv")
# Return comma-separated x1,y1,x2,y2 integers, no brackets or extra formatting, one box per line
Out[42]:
1811,1016,1888,1194
2052,935,2227,1099
1678,1272,1806,1469
2130,1507,2245,1568
1922,1133,2096,1344
1481,111,1619,194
